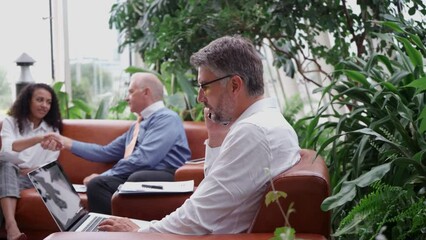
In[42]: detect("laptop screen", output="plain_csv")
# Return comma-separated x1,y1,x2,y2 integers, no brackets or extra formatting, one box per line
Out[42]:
28,161,87,231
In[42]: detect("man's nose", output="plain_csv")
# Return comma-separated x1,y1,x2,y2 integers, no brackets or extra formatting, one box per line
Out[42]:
197,89,205,103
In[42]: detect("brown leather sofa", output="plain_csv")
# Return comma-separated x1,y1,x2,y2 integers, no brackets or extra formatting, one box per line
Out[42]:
0,119,207,240
45,149,330,240
111,149,330,240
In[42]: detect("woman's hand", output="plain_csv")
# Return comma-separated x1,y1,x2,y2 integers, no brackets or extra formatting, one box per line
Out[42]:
40,133,63,151
19,168,36,176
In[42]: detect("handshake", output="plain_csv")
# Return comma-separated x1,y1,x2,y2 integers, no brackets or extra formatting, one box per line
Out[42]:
40,133,70,151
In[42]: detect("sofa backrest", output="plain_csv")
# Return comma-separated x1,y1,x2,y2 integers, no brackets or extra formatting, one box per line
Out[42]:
60,119,207,183
182,121,208,159
0,119,207,184
248,149,331,237
58,119,133,183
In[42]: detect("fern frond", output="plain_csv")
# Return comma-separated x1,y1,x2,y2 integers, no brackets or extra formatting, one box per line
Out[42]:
335,182,411,238
379,126,401,145
388,197,426,240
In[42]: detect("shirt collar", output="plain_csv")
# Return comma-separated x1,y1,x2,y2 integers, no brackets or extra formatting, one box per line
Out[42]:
140,101,165,119
230,98,279,129
27,118,49,131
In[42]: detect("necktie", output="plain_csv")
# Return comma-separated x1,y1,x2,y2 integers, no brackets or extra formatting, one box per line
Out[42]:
124,116,142,158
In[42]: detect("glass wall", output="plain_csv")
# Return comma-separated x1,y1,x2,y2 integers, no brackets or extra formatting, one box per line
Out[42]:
67,0,130,115
0,0,130,119
0,0,52,118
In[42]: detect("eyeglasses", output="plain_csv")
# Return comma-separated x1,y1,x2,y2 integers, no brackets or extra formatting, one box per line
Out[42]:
197,75,232,91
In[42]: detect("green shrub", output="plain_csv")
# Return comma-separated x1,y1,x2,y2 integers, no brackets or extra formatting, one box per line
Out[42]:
306,19,426,239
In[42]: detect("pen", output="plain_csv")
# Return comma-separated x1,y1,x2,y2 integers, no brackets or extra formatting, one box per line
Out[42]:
141,184,163,190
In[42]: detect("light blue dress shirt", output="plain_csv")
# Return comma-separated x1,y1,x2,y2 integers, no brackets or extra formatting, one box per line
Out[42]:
70,103,191,178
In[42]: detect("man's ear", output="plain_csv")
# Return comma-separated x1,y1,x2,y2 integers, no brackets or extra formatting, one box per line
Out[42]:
142,87,150,96
231,75,243,94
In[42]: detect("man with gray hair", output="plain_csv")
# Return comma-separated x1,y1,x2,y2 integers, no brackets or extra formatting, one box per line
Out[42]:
99,35,300,233
54,72,191,214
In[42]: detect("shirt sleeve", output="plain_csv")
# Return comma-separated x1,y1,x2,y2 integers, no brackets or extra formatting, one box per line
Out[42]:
102,114,186,177
71,132,127,163
204,141,220,176
1,117,62,168
146,122,274,234
0,117,16,153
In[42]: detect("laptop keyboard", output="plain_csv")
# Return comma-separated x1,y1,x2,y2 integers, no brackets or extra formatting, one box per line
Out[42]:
82,215,107,232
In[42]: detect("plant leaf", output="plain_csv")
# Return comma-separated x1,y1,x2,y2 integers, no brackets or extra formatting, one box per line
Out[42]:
406,77,426,94
396,36,424,69
343,70,370,88
381,21,405,33
418,107,426,133
265,191,287,207
321,162,392,211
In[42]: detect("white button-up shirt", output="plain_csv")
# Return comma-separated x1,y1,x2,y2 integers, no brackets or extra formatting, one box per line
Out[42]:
140,98,300,234
0,116,60,168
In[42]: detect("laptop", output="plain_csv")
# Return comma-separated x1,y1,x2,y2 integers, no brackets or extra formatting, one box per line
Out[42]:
27,160,150,232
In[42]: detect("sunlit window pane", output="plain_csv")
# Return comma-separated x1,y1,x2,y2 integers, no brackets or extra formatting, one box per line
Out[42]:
67,0,130,118
0,0,51,117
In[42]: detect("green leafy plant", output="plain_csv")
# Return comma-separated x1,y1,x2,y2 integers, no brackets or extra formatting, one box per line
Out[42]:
109,0,425,90
304,19,426,239
283,94,333,153
334,181,426,239
52,81,133,120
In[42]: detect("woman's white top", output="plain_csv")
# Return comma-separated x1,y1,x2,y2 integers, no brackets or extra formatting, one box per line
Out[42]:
0,116,60,168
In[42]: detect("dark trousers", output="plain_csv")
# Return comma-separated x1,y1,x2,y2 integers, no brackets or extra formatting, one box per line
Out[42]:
86,169,175,214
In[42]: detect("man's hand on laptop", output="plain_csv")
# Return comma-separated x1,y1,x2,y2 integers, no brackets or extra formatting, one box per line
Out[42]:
97,217,139,232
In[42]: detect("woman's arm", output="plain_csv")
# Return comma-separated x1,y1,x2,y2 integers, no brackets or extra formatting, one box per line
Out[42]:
12,135,44,152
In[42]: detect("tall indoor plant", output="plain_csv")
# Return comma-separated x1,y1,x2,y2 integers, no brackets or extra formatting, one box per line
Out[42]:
306,19,426,239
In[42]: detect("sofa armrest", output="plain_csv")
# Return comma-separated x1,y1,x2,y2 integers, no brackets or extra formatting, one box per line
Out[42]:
111,191,192,220
174,163,204,186
248,149,330,237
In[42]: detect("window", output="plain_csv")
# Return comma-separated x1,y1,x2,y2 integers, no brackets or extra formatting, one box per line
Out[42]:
0,0,51,117
0,0,131,119
66,0,130,115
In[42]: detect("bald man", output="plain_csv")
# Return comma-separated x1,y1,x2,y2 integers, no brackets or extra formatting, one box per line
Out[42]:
54,73,191,214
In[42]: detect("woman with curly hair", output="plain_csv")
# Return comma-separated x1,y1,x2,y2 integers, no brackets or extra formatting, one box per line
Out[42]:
0,83,63,240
